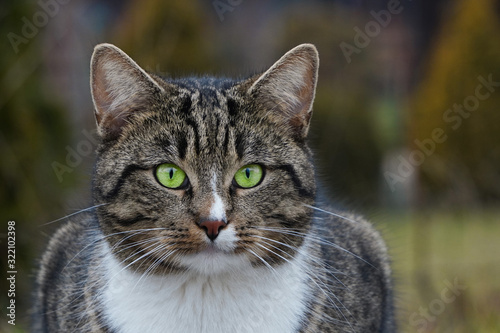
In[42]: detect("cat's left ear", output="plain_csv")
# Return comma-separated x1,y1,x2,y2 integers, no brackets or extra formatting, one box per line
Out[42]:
248,44,319,139
90,43,165,141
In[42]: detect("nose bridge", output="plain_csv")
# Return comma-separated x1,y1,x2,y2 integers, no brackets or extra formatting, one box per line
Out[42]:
194,170,227,222
195,171,228,241
208,172,226,222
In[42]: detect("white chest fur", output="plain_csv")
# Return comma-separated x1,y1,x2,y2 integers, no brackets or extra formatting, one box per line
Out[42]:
101,245,311,333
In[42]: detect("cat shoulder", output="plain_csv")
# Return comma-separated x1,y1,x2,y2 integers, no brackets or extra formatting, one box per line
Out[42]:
314,208,391,271
37,213,96,277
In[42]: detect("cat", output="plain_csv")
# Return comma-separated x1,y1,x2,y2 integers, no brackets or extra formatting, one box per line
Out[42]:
32,43,395,332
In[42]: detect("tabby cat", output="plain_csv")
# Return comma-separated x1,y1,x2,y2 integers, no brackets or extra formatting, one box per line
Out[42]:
33,43,395,332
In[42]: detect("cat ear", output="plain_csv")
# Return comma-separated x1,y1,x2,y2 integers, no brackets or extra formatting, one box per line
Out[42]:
248,44,319,139
90,43,165,140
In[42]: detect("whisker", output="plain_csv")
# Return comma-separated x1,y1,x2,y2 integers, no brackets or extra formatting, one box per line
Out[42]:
252,234,348,287
111,234,168,255
244,248,279,276
303,204,359,224
254,242,355,331
133,248,177,290
56,234,169,321
40,203,108,226
255,238,348,296
253,226,375,269
63,228,167,272
79,241,168,321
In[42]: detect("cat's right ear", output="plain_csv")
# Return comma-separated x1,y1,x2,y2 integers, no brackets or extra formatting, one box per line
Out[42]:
90,43,165,141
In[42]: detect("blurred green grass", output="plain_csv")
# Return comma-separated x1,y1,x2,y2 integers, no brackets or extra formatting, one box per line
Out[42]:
375,210,500,332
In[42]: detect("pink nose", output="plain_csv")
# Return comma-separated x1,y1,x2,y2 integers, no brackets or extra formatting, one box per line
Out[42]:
199,220,227,241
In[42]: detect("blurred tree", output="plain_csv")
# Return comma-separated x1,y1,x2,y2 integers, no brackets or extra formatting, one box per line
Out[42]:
412,0,500,206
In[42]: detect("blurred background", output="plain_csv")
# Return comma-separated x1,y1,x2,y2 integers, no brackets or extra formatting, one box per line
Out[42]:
1,0,499,331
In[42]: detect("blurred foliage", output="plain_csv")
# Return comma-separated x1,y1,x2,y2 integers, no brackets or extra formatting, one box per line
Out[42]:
412,0,500,206
112,0,216,76
277,3,385,208
0,2,74,330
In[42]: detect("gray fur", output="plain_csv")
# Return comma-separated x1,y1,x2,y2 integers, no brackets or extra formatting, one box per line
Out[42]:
33,43,395,332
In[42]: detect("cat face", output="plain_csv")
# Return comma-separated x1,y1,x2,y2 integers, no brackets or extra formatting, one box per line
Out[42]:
91,44,319,275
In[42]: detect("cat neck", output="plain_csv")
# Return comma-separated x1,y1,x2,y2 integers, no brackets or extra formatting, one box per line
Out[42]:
100,240,312,333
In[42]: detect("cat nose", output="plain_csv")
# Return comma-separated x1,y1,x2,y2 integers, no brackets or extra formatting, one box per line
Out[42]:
198,219,227,241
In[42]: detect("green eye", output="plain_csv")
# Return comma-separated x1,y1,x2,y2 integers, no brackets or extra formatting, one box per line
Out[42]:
156,163,187,189
233,164,264,188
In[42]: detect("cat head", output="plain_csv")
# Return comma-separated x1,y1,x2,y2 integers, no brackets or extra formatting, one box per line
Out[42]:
90,43,319,275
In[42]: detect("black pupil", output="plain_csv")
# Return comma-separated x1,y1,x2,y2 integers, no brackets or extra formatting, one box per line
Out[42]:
169,168,174,179
245,168,250,179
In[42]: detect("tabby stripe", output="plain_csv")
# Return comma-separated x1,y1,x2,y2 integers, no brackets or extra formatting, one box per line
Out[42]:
215,116,221,147
235,133,246,159
265,213,311,231
178,96,202,155
273,164,314,198
110,213,157,227
179,97,192,114
177,135,188,160
185,117,201,155
265,214,299,228
227,98,238,117
104,164,149,201
222,124,230,155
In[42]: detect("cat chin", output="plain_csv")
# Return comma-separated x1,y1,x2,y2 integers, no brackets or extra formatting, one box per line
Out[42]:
177,251,250,276
172,224,249,276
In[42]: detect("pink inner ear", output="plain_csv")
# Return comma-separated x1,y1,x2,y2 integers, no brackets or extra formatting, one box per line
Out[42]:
90,44,169,141
249,46,318,138
92,62,126,140
91,49,145,140
91,51,130,126
246,44,318,125
92,70,113,126
288,63,316,126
